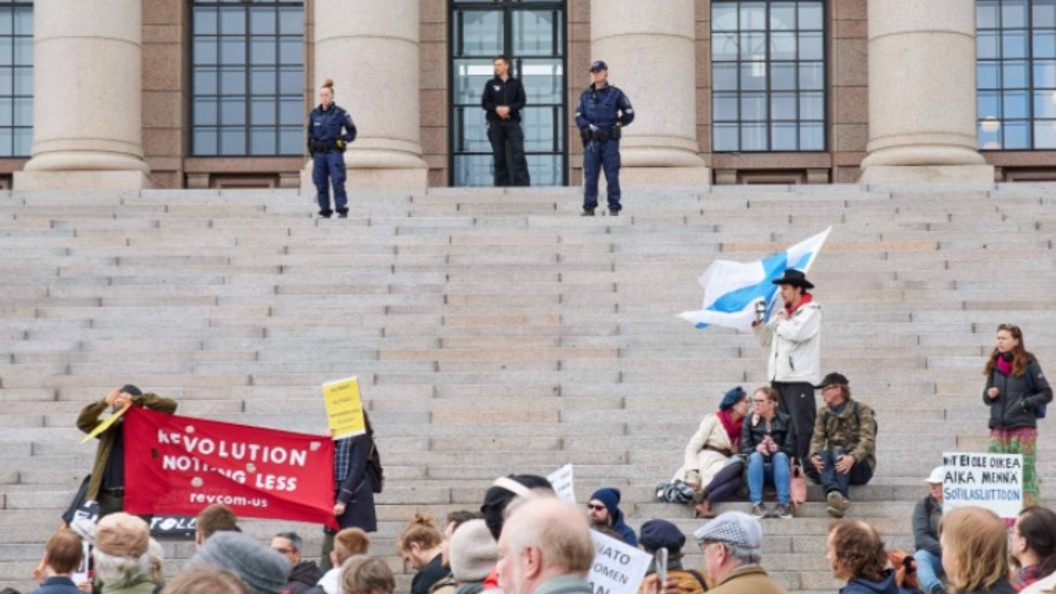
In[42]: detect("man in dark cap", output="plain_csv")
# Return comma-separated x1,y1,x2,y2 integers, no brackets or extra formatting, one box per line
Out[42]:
807,372,877,518
635,520,707,594
479,474,554,591
752,268,821,462
587,487,637,546
575,60,634,217
77,384,177,517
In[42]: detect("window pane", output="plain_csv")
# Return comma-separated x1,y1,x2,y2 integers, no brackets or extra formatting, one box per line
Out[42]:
220,127,246,155
800,62,823,89
219,67,245,95
0,41,10,65
0,68,10,96
1004,121,1030,148
194,128,218,154
280,99,302,125
251,99,276,125
457,10,502,56
740,2,766,30
250,67,277,94
1035,90,1056,118
0,98,11,126
740,92,766,121
771,62,796,90
740,62,767,90
278,7,303,35
713,63,738,91
1034,60,1056,88
800,91,823,119
250,8,276,35
250,38,276,64
741,123,767,150
770,3,796,30
1036,0,1056,28
772,122,797,150
195,8,219,35
250,129,277,154
772,92,797,120
977,1,999,28
978,91,1001,119
713,33,739,60
220,98,246,126
799,32,823,60
1002,0,1029,28
521,60,563,103
219,7,245,35
0,128,11,153
979,119,1002,149
521,106,554,152
14,36,31,63
1002,31,1028,59
454,59,493,104
195,99,218,125
771,32,796,60
1004,90,1029,118
799,3,823,30
220,38,246,64
800,122,824,150
10,97,25,124
713,92,739,121
13,6,30,35
978,62,1000,89
195,66,218,95
195,38,218,65
13,126,30,156
513,10,555,55
279,38,302,65
1003,61,1029,88
713,4,738,31
977,31,999,59
279,67,301,94
713,123,739,151
1034,120,1056,148
1035,31,1056,58
279,126,302,155
740,32,767,59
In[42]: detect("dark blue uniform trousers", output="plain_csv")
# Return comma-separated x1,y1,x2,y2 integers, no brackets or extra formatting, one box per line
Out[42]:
313,151,348,215
583,138,621,212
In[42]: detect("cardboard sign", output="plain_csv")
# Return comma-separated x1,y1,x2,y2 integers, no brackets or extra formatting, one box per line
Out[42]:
588,529,652,594
942,451,1024,519
548,464,576,504
323,376,366,439
79,403,130,443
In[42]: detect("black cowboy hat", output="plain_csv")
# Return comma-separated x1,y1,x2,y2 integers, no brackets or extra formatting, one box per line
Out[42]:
771,269,814,289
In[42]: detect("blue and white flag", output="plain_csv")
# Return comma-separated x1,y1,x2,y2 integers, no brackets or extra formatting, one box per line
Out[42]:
678,227,832,332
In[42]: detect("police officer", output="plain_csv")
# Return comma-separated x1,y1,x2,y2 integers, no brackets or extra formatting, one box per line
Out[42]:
482,54,530,186
307,79,357,219
575,60,634,216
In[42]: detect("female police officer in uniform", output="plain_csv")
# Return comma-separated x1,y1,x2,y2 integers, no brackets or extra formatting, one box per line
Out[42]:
307,79,357,218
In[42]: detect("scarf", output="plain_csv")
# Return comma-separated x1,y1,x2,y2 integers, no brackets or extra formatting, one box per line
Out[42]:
996,354,1013,376
716,409,742,448
785,292,814,316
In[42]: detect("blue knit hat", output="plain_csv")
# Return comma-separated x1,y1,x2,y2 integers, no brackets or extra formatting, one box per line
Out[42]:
589,487,622,519
719,386,746,411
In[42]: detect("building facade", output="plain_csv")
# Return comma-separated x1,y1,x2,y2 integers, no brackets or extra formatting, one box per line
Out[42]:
3,0,1053,190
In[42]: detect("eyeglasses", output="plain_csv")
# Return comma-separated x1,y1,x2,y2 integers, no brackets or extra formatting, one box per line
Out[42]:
822,385,841,391
752,398,770,404
586,503,606,511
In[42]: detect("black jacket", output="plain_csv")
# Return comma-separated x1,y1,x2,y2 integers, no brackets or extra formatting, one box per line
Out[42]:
984,358,1052,429
912,495,942,557
482,76,526,123
284,561,324,594
741,411,796,460
331,434,377,533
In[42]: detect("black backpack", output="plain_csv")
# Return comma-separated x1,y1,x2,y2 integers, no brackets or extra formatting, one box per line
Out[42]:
366,440,383,493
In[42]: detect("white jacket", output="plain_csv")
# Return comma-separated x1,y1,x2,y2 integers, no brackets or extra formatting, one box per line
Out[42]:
754,301,821,384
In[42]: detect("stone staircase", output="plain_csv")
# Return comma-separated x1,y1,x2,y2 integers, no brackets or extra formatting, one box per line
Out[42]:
0,184,1054,594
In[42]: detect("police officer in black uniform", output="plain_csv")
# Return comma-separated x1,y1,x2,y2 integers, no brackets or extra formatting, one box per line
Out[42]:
481,55,530,186
575,60,634,216
307,79,357,218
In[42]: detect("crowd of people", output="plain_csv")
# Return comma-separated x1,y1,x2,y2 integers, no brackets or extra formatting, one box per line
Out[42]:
15,269,1056,594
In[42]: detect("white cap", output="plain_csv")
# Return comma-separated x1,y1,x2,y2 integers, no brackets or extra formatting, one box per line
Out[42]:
925,466,944,484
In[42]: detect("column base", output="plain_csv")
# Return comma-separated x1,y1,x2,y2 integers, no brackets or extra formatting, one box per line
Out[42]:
859,164,995,185
14,170,152,190
618,166,711,187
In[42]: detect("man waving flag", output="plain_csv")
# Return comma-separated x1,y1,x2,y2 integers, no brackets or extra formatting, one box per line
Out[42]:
679,227,831,332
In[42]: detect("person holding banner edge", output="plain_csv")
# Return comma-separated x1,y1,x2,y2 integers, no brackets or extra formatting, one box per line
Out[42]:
77,384,177,518
983,323,1052,507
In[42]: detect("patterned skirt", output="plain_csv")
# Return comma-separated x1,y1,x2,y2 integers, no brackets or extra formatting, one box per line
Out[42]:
988,427,1039,507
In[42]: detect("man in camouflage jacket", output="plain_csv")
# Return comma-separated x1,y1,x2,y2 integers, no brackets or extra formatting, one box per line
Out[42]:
808,372,876,518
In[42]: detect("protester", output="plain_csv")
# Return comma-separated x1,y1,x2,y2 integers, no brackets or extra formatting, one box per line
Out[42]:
940,507,1015,594
496,498,594,594
586,488,637,546
660,387,750,519
1011,506,1056,590
479,474,555,592
449,520,500,594
742,386,796,519
434,511,482,594
752,269,822,462
196,504,240,548
308,528,371,594
690,511,787,594
397,512,450,594
161,567,249,594
340,557,395,594
983,324,1052,507
322,412,378,572
187,531,290,594
913,467,946,594
826,520,899,594
27,529,83,594
271,532,322,594
77,385,177,517
92,513,154,594
808,372,877,518
635,520,708,594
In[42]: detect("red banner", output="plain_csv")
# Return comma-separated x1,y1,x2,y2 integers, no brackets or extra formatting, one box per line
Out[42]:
123,407,338,529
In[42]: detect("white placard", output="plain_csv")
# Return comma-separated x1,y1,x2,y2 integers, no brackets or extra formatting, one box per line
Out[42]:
942,451,1024,519
548,463,576,504
588,529,652,594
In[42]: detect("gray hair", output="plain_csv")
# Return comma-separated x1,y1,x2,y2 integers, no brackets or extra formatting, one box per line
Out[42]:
724,542,761,566
93,549,151,588
275,531,303,551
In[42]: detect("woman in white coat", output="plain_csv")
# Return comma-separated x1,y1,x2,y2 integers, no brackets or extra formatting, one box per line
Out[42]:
671,386,750,518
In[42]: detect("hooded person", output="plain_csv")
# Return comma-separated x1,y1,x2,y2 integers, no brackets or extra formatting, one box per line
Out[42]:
449,520,500,594
187,531,290,594
587,488,637,547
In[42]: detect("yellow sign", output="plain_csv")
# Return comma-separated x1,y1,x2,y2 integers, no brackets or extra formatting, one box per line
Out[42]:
80,404,131,444
323,376,366,440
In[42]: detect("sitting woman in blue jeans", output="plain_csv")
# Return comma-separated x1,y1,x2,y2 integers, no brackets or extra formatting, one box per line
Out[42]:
742,387,796,519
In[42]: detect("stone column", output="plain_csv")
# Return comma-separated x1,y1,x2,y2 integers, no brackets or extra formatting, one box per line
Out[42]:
590,0,709,186
302,0,427,191
15,0,151,189
860,0,993,184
